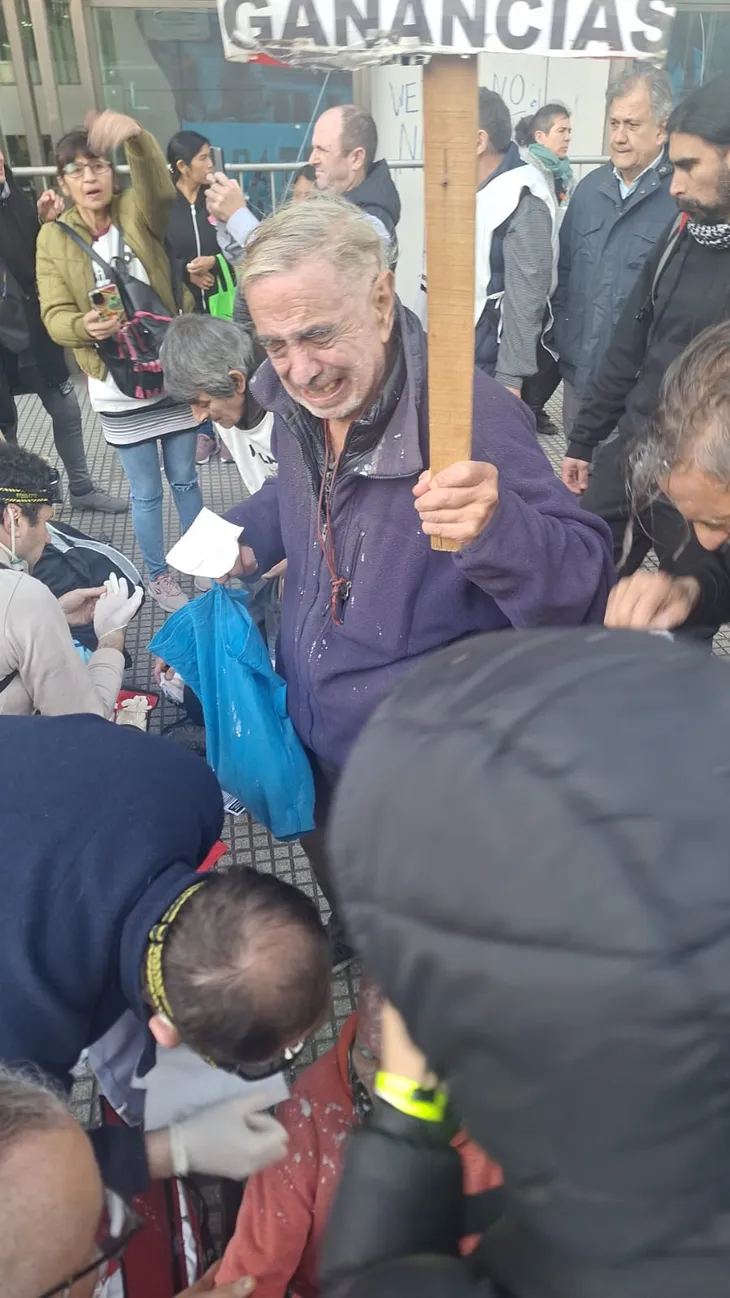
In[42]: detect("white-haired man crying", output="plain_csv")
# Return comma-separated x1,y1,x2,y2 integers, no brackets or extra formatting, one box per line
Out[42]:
211,193,615,968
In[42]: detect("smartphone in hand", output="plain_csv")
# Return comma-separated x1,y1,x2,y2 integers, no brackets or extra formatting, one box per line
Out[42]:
89,282,124,322
210,145,225,174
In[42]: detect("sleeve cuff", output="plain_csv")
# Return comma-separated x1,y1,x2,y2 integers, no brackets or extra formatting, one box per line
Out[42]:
566,440,593,462
90,1124,150,1198
226,206,259,249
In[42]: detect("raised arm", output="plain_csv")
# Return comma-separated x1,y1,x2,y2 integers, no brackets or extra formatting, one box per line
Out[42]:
87,111,176,243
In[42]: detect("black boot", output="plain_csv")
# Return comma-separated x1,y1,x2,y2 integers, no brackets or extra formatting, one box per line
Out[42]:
531,407,560,437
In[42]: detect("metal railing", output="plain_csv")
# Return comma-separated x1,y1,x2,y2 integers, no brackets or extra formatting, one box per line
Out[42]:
13,155,608,212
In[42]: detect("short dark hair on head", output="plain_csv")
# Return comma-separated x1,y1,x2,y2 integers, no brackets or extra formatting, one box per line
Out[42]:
668,75,730,149
339,105,378,172
0,443,55,523
514,102,570,147
161,869,331,1066
167,130,209,178
478,89,512,154
55,127,99,175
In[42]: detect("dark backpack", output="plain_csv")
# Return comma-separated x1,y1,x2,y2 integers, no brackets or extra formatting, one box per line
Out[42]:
58,223,175,400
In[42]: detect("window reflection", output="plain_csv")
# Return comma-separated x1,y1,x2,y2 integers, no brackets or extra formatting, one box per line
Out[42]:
92,7,351,213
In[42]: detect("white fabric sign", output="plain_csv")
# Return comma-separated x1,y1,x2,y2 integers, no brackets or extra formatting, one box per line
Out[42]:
218,0,675,65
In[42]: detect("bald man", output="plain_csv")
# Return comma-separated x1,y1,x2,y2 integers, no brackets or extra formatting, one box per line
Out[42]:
309,105,400,266
0,1067,254,1298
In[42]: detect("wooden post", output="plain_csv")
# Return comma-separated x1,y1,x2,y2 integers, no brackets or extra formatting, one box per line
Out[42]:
422,55,478,552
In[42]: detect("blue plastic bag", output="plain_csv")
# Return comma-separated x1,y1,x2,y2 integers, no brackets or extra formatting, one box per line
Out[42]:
149,585,314,840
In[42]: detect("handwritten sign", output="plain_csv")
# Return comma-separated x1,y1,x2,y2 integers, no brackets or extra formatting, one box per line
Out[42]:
218,0,675,65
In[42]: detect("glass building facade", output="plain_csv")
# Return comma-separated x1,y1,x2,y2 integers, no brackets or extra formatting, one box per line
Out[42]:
0,0,351,208
0,0,725,186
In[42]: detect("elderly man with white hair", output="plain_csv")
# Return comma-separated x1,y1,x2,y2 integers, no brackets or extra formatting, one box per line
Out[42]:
222,195,614,963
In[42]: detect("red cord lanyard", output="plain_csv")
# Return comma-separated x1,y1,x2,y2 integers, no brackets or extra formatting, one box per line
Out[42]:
317,421,351,625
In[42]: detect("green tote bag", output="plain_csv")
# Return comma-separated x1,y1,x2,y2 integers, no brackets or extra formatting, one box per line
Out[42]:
207,254,237,320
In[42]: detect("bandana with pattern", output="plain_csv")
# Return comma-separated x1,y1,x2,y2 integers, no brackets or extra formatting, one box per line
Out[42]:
687,219,730,248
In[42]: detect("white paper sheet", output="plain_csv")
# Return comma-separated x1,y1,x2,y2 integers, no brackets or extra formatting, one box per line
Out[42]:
166,507,244,580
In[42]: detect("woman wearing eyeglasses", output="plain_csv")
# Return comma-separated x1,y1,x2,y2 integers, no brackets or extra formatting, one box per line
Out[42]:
36,111,204,614
0,151,126,514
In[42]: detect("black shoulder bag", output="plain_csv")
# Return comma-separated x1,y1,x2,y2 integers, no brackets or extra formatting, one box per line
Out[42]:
58,223,174,400
0,261,31,354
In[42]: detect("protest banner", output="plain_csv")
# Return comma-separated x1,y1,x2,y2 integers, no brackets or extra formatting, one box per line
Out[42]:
219,0,674,63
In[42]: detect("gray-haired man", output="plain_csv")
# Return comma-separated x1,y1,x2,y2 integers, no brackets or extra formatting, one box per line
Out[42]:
554,64,675,451
0,1067,254,1298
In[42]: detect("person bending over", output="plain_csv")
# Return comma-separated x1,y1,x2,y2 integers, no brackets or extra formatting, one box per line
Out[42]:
0,442,140,716
606,319,730,630
0,712,331,1196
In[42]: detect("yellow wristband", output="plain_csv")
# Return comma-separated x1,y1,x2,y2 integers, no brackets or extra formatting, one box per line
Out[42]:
374,1070,448,1123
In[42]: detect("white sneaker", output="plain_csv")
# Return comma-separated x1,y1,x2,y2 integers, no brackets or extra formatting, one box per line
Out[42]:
148,572,189,613
194,575,212,592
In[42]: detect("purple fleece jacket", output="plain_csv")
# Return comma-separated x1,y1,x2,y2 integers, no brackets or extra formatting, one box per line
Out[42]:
227,311,614,770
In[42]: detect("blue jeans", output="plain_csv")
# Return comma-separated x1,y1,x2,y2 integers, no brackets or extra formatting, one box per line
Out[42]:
116,430,203,580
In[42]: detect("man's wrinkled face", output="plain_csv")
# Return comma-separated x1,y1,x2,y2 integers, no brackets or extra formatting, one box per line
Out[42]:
609,86,667,182
310,109,358,194
664,463,730,551
190,372,246,428
247,256,395,424
670,133,730,223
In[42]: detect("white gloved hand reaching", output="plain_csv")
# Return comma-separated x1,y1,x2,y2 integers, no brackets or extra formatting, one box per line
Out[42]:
93,573,144,643
169,1091,288,1181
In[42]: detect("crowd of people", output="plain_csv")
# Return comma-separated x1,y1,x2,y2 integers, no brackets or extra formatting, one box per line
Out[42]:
2,63,730,1298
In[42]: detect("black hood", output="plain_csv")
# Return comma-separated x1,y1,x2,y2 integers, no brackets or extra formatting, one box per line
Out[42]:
346,159,401,236
330,627,730,1296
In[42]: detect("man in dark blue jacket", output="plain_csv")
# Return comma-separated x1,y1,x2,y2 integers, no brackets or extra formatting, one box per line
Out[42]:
554,65,675,439
0,713,330,1195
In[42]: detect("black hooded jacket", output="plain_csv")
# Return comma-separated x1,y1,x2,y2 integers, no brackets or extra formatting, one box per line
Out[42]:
345,160,401,267
327,627,730,1298
0,165,68,413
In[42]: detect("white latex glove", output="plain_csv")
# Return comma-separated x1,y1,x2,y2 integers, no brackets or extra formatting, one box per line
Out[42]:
93,572,144,641
169,1091,288,1180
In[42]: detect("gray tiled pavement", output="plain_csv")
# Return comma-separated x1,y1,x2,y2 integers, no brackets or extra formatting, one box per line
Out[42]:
19,375,730,1125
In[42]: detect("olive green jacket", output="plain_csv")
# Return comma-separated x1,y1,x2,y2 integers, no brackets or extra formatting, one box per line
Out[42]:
36,129,190,382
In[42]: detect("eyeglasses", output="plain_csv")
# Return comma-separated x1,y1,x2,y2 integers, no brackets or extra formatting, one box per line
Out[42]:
38,1188,143,1298
62,159,111,179
219,1039,307,1082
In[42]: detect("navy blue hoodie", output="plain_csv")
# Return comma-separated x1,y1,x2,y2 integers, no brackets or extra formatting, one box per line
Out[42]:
0,714,223,1189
